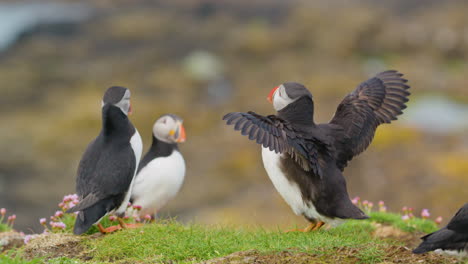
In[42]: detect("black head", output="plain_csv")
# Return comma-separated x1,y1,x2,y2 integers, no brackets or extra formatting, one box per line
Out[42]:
102,86,132,115
267,82,313,111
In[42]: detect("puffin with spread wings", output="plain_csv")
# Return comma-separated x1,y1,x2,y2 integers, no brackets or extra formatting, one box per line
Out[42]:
223,70,410,231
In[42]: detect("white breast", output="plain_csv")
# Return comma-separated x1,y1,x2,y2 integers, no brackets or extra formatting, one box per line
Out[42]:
261,147,342,225
131,150,185,216
434,249,468,258
261,147,309,216
115,129,143,215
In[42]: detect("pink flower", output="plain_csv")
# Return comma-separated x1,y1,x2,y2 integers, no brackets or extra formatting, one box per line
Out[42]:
109,215,116,221
55,222,66,229
24,235,34,244
54,211,64,218
401,214,410,221
378,201,385,207
132,205,142,210
362,200,369,206
7,215,16,226
435,216,443,225
351,197,360,205
402,206,408,212
368,202,374,209
0,208,5,216
421,209,430,219
39,218,47,225
144,214,152,221
50,221,66,229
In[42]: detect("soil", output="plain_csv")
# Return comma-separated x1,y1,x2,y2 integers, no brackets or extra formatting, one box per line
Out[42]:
22,233,97,261
201,247,462,264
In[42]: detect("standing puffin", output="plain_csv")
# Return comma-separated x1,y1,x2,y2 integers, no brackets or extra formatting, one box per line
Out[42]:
130,114,186,217
67,86,143,235
223,70,410,231
413,203,468,257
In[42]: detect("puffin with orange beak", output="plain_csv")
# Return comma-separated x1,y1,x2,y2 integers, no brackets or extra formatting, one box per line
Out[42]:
130,114,186,217
223,70,411,231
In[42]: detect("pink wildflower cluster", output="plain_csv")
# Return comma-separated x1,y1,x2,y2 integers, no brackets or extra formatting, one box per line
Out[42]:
0,208,17,228
351,197,374,213
125,203,153,224
378,201,387,212
401,206,443,225
38,194,80,232
401,206,414,221
58,194,80,211
351,197,443,225
24,234,40,244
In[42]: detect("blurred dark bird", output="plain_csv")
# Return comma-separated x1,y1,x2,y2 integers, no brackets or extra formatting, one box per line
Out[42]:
223,70,410,231
67,86,142,235
413,203,468,258
131,114,186,217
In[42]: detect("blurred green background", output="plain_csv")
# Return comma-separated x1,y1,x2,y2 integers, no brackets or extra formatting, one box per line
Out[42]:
0,0,467,233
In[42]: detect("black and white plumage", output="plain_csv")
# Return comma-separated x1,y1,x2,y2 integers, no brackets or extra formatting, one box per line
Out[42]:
67,86,143,235
130,114,186,217
413,203,468,258
223,70,410,229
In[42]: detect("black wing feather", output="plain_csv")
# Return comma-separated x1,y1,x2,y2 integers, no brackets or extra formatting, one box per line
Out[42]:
68,134,136,213
329,70,410,170
223,111,322,177
447,203,468,234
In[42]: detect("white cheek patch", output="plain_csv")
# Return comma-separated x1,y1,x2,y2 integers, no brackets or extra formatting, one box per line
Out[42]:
153,118,177,143
115,99,130,115
273,87,296,111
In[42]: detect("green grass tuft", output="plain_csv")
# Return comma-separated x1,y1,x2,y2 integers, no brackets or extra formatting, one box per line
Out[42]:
369,212,438,233
0,254,43,264
0,223,12,232
87,219,391,263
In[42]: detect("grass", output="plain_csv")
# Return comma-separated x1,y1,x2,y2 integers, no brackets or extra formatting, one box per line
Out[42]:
0,254,42,264
0,212,454,264
0,223,11,233
87,219,388,263
369,211,438,233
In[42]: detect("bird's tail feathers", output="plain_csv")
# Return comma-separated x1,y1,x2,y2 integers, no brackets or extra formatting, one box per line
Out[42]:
72,198,113,235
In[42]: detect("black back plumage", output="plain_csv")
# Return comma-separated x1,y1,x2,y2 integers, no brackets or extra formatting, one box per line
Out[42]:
222,70,410,221
68,104,137,234
413,203,468,254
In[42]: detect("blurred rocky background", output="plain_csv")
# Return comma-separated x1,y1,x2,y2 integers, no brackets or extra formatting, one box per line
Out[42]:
0,0,467,233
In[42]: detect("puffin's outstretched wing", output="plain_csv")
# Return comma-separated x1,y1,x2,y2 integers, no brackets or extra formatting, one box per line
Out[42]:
447,203,468,234
223,111,322,177
329,70,410,170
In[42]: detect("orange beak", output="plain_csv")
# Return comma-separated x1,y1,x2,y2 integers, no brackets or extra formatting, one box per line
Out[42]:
267,86,279,103
176,124,186,143
128,103,133,115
